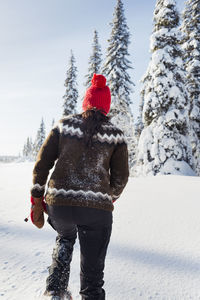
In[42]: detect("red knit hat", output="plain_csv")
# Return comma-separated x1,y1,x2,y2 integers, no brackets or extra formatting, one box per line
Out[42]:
82,74,111,115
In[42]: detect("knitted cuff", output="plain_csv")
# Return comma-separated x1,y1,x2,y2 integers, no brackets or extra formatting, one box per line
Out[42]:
30,184,45,198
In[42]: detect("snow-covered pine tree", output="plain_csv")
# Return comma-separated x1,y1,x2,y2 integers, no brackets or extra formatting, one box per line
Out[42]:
27,137,33,159
135,60,154,141
63,50,79,117
84,30,102,88
181,0,200,175
33,118,46,159
23,137,34,160
22,140,28,158
137,0,195,176
135,91,146,141
102,0,136,173
102,0,134,108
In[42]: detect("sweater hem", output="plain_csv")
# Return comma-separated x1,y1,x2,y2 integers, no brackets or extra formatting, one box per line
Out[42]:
45,195,114,212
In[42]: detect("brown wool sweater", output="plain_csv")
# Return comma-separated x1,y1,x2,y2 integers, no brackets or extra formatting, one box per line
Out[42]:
31,114,129,212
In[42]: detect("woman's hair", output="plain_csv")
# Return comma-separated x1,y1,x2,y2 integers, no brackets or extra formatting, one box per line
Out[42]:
81,109,109,146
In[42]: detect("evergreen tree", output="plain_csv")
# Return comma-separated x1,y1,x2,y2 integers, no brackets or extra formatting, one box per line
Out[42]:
63,51,79,117
27,137,33,159
102,0,136,173
135,61,154,140
102,0,134,109
23,142,27,158
111,104,137,174
181,0,200,175
33,118,46,159
23,137,33,160
135,91,145,141
85,30,102,88
137,0,195,176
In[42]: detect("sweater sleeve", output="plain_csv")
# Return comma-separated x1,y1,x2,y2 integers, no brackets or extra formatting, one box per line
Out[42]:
110,141,129,201
30,127,60,198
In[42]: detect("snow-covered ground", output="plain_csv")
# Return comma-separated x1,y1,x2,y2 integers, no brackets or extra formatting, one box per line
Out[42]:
1,162,200,300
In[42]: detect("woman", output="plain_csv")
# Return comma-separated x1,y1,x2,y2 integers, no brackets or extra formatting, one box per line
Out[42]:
30,74,129,300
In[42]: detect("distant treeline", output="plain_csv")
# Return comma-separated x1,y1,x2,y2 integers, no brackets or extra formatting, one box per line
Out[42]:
0,156,20,163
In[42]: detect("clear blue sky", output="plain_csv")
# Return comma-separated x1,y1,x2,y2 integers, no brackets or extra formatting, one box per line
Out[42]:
0,0,185,155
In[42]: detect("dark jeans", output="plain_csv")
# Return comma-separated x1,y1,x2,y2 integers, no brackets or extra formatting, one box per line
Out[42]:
47,205,112,300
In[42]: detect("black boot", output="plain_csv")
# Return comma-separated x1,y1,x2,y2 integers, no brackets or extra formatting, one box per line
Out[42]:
44,235,76,298
44,289,72,300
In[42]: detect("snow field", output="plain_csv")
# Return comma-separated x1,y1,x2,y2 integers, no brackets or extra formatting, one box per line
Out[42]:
0,162,200,299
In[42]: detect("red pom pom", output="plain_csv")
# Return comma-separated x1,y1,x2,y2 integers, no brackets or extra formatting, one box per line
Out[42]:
91,74,106,88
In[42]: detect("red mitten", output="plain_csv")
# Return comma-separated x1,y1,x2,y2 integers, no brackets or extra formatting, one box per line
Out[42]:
30,196,47,229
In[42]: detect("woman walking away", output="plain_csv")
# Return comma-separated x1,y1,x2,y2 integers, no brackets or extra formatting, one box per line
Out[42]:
30,74,129,300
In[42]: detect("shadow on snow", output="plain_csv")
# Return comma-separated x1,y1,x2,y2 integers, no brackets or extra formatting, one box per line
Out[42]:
1,222,200,275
